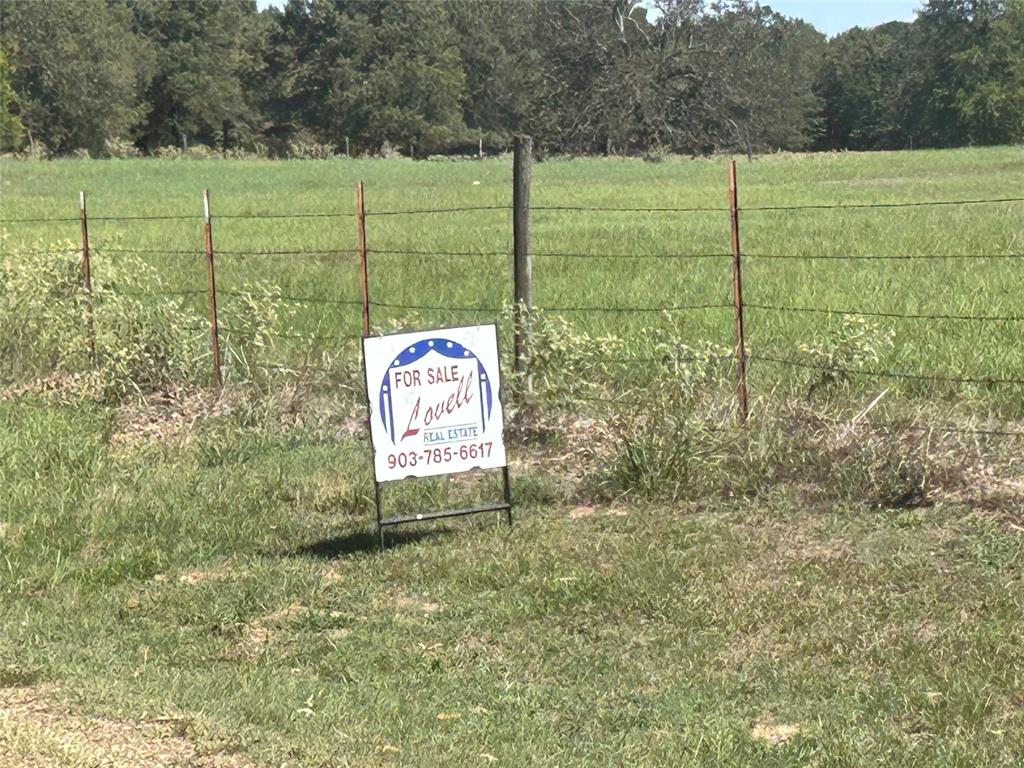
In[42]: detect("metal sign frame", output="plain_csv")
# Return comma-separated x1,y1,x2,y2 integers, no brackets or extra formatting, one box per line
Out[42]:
361,322,512,550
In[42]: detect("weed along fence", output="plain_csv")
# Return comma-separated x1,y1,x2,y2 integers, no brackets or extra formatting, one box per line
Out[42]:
2,141,1024,442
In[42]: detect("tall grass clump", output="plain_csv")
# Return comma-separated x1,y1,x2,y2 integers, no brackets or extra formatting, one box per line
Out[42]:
0,238,295,401
0,240,204,400
496,307,969,508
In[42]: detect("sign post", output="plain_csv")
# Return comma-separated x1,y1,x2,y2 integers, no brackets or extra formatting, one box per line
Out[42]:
362,323,512,549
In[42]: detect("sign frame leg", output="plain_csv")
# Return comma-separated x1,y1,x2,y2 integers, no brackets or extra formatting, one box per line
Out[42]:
374,481,384,551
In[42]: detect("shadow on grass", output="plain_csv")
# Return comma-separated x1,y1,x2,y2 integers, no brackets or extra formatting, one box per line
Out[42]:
293,526,453,559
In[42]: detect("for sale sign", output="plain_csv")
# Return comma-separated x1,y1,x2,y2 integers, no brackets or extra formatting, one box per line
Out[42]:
362,324,507,482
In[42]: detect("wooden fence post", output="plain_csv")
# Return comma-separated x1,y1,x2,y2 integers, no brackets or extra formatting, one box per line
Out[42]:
79,191,96,363
513,135,532,376
728,160,749,423
356,181,370,337
203,189,223,388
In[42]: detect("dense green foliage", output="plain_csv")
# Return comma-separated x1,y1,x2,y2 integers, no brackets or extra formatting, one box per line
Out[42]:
818,1,1024,150
0,51,24,150
0,0,148,154
0,0,1021,157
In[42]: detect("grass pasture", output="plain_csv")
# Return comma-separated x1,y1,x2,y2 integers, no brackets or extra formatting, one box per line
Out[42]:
1,399,1023,766
1,148,1023,766
2,146,1023,406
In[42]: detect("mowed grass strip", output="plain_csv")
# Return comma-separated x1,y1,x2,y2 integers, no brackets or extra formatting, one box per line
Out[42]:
0,400,1022,766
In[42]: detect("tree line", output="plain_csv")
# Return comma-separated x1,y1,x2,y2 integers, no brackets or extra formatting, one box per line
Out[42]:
1,0,1021,158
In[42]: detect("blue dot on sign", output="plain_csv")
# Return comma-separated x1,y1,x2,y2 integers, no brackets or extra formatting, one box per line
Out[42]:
446,341,453,348
428,340,434,347
408,347,415,353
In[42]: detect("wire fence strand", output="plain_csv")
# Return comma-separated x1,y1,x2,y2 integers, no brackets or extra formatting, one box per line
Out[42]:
222,327,361,344
107,288,206,298
215,211,355,219
370,248,507,257
0,216,82,224
742,196,1024,212
219,289,362,307
534,251,731,260
369,299,500,313
745,251,1024,261
752,353,1024,387
536,302,732,313
4,195,1018,225
532,204,727,213
365,205,511,217
746,302,1024,323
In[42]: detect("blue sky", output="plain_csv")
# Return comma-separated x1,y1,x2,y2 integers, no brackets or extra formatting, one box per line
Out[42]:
255,1,921,38
764,1,919,35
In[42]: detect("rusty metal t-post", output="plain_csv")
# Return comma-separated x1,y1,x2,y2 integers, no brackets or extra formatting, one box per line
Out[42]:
728,160,749,423
512,135,532,376
203,189,223,388
79,191,96,363
356,181,370,337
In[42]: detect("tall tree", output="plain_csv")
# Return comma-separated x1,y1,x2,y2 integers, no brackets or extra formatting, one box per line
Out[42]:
0,0,148,154
816,22,918,150
130,0,264,151
260,0,468,155
351,0,468,153
0,51,25,151
446,0,539,147
915,0,1024,145
695,1,827,155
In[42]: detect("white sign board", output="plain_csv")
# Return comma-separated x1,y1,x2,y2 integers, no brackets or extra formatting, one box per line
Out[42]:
362,324,507,482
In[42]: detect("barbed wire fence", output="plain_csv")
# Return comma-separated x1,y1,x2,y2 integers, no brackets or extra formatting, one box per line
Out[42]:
1,142,1023,439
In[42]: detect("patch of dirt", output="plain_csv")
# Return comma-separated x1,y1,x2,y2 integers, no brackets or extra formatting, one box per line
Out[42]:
394,594,440,615
750,717,802,745
106,383,364,451
261,601,306,625
916,620,939,644
715,624,796,672
220,602,308,661
177,565,236,586
886,431,1024,518
109,386,227,449
319,566,345,583
945,473,1024,525
776,528,852,565
567,505,629,519
0,372,93,402
0,684,258,767
509,411,617,502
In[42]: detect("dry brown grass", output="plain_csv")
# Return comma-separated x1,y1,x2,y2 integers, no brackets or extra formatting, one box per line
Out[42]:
0,686,257,768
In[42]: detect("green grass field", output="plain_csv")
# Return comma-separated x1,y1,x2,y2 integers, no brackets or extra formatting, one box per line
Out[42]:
1,398,1022,766
1,148,1023,766
2,147,1023,404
